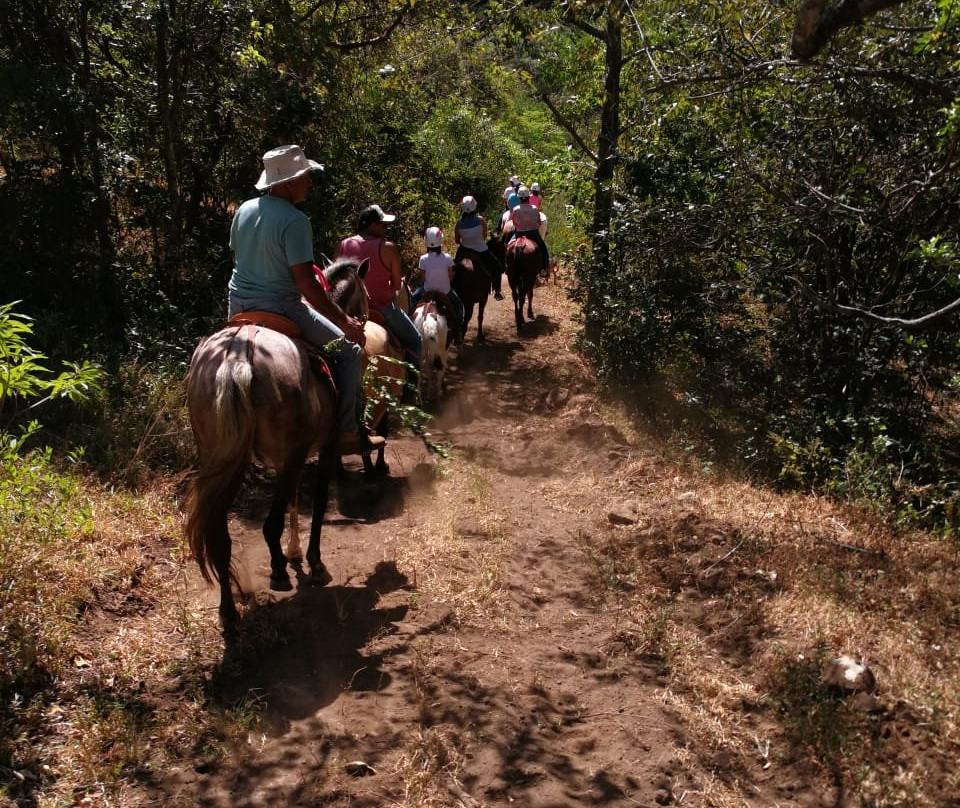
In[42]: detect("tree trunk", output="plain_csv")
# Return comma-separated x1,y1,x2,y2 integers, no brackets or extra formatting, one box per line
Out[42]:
586,1,623,338
156,0,183,286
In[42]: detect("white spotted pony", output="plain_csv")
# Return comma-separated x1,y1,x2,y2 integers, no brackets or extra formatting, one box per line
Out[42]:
413,299,449,403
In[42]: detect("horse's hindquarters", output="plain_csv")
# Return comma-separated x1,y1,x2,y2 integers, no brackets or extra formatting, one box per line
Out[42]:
505,239,540,330
414,307,448,402
185,325,340,626
188,326,336,466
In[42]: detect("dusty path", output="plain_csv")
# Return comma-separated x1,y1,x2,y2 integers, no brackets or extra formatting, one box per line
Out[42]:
177,279,838,807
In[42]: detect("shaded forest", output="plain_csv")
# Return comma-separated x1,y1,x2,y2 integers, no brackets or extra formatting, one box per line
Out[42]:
3,0,960,534
4,3,960,806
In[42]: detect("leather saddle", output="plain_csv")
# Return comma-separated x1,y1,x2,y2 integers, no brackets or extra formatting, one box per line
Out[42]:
228,311,333,382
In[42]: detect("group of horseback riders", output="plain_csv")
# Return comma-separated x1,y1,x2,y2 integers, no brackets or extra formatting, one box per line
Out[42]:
407,176,551,335
226,144,550,456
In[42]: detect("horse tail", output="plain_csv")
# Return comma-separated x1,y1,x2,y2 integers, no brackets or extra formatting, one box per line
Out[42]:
185,330,257,586
422,311,440,351
421,310,448,366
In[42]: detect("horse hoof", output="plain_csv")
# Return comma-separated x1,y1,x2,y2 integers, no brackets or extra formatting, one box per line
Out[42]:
310,564,333,587
220,607,241,634
270,573,293,592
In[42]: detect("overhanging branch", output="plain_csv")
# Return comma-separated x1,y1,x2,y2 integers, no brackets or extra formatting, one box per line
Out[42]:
327,3,411,51
787,275,960,330
530,81,599,164
835,297,960,329
792,0,909,60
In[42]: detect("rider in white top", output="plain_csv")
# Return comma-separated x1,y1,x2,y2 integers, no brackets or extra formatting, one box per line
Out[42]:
502,174,520,205
411,227,464,338
421,248,454,294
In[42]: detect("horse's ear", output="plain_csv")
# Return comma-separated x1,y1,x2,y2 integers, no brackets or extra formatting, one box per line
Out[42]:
357,258,370,278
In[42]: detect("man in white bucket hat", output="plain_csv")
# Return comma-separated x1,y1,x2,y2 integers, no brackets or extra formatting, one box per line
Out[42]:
227,145,384,456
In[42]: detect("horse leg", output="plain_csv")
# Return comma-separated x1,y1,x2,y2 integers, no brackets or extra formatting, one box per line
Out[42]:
286,485,303,562
208,508,238,630
262,462,303,592
512,282,524,330
186,455,247,630
361,446,376,477
476,299,486,342
526,286,534,320
305,450,335,587
374,410,390,475
363,413,390,477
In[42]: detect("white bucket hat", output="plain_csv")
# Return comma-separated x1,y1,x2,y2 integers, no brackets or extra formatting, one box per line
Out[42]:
255,144,324,191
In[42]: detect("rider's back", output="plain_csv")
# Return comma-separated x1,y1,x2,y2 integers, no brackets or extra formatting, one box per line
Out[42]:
510,203,540,233
456,213,487,252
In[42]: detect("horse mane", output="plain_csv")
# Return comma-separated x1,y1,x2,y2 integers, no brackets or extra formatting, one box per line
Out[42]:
324,257,370,320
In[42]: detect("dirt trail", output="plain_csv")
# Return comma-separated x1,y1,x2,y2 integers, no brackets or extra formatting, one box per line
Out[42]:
177,280,835,807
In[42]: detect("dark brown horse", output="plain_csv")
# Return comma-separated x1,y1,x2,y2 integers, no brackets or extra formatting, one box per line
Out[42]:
487,235,506,296
505,235,540,332
184,257,368,629
452,250,491,342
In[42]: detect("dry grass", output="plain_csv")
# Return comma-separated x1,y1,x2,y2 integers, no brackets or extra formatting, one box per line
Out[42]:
586,466,960,806
4,282,960,807
397,463,512,630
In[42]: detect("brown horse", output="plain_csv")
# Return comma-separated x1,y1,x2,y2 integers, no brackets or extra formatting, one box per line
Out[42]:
184,257,368,629
452,251,491,342
321,260,406,477
505,235,540,332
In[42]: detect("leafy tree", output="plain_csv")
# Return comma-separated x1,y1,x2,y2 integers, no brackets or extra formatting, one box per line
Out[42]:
577,0,960,521
0,301,104,422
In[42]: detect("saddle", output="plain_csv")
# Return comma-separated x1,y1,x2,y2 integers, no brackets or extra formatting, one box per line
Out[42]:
365,307,406,357
507,233,539,257
418,291,454,318
227,311,334,383
457,248,481,266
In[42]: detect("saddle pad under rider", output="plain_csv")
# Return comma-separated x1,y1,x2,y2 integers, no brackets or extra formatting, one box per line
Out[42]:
227,312,334,384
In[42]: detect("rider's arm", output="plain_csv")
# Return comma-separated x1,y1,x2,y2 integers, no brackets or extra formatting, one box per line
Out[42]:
381,240,404,296
291,262,364,344
454,224,463,245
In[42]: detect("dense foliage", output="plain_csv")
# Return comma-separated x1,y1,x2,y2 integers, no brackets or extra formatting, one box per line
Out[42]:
510,1,960,525
2,2,960,510
0,0,567,361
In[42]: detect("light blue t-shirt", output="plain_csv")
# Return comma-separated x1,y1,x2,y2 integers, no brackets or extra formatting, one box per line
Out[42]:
228,195,314,301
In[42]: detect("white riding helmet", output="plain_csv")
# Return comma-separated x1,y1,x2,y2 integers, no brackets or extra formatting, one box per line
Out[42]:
510,174,520,186
517,185,531,200
424,226,444,249
460,195,478,213
531,182,540,192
